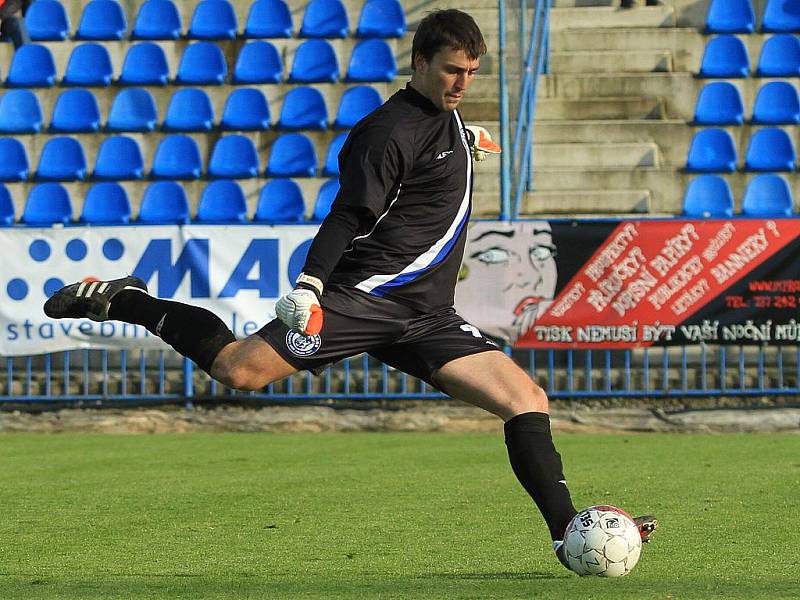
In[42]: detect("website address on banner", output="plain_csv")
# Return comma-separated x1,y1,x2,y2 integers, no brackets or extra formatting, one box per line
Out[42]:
748,279,800,292
3,312,270,343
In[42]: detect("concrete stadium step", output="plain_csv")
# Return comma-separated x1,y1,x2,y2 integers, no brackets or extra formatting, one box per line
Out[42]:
549,5,677,29
532,119,691,164
460,95,668,121
518,167,684,212
549,50,674,73
537,73,771,121
533,142,661,168
521,189,653,215
535,97,667,120
470,141,661,170
3,177,334,221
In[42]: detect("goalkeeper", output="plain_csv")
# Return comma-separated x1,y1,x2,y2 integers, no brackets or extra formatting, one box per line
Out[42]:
44,9,654,570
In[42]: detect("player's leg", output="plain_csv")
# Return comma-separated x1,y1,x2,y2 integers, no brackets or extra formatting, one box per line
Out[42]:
432,351,579,544
44,276,297,389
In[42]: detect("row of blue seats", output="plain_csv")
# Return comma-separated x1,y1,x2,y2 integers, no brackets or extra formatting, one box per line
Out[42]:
2,39,397,87
0,179,340,225
706,0,800,34
0,132,348,181
24,0,405,41
683,174,795,217
699,34,800,77
0,86,380,133
694,81,799,125
686,127,798,173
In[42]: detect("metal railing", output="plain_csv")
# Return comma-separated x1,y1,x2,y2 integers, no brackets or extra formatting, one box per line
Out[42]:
499,0,552,219
3,344,799,405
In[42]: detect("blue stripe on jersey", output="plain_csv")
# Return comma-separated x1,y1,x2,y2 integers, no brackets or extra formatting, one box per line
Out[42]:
369,205,471,293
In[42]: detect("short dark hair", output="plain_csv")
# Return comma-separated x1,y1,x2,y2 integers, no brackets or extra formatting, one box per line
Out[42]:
411,9,487,70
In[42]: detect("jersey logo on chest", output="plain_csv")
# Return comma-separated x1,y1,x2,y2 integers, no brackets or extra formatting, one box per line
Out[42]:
435,150,454,160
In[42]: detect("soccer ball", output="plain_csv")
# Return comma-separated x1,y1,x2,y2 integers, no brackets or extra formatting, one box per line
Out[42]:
563,505,642,577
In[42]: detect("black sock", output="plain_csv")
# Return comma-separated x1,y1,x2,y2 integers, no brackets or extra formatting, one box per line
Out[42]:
504,412,578,541
108,290,236,373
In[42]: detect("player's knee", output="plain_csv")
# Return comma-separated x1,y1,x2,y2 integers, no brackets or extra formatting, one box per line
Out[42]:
510,380,550,416
213,362,263,391
210,345,263,391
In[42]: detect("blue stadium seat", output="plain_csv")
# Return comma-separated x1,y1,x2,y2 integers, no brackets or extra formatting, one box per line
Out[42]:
698,35,749,77
742,174,794,216
323,132,347,176
276,86,328,130
6,44,56,87
138,181,190,224
682,175,734,217
686,128,738,173
755,34,800,76
312,179,339,221
62,43,114,86
743,127,796,171
752,81,800,124
299,0,348,38
0,138,29,181
705,0,754,33
162,88,215,131
188,0,238,40
266,133,317,177
208,135,260,179
132,0,182,40
107,88,158,132
151,135,203,179
356,0,406,38
345,39,397,82
22,183,72,225
94,136,145,180
762,0,800,32
220,88,270,130
175,42,227,85
76,0,127,40
233,41,283,84
80,182,132,224
254,179,305,223
195,180,248,223
694,82,744,125
0,185,14,225
334,86,381,129
26,0,71,41
35,137,87,181
244,0,293,38
289,39,339,83
118,43,170,86
50,89,101,133
0,90,43,133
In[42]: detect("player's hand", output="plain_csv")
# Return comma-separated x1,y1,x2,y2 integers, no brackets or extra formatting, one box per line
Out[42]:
275,274,324,336
465,125,502,161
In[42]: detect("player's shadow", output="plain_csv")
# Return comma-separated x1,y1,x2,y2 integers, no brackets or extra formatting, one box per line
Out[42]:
421,571,569,581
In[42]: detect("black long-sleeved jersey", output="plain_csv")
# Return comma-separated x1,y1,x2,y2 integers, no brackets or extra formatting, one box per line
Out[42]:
302,84,473,313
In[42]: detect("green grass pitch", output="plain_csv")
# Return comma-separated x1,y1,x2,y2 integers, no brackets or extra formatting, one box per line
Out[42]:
0,431,798,599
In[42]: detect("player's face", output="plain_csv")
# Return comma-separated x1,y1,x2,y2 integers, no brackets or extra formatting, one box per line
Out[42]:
412,47,480,112
455,222,558,343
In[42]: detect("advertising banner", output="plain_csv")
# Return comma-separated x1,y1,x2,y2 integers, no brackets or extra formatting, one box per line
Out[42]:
0,225,318,356
454,219,800,349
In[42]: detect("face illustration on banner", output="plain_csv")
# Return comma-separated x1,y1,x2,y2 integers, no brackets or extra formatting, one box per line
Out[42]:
455,221,558,343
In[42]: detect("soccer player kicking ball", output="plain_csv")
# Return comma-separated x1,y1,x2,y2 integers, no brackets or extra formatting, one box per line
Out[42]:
44,9,656,571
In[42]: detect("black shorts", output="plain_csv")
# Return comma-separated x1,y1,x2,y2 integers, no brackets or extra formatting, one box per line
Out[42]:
257,286,501,385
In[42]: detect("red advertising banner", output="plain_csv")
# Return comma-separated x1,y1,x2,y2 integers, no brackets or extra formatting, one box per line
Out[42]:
453,219,800,349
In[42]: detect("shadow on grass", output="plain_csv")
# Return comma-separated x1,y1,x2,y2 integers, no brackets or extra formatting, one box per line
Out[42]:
420,571,569,581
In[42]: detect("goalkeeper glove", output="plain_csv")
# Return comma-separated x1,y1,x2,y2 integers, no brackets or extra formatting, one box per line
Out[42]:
275,273,324,336
465,125,502,161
